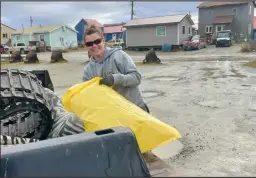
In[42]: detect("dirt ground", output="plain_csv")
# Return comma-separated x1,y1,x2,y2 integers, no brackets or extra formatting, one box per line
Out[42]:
1,44,256,176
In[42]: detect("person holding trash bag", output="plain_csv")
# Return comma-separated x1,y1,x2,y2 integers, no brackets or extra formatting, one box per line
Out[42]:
82,24,150,113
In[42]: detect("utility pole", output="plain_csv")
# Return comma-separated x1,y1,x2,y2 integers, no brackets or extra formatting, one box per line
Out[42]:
30,16,33,27
131,0,134,20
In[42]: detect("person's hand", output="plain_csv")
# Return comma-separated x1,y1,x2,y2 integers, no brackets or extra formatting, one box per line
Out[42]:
99,75,114,87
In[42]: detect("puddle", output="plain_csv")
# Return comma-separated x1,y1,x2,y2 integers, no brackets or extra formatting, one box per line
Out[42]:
143,90,165,98
201,67,219,71
147,76,180,81
241,84,251,87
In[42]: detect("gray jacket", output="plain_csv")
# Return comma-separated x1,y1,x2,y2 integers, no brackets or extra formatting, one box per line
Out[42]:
82,47,146,109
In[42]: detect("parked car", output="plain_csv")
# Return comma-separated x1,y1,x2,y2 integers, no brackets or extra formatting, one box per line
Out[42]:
9,42,36,54
183,35,207,50
216,30,232,47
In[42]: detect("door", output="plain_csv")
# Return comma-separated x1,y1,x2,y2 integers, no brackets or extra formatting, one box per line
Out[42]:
60,37,65,46
216,25,224,32
112,34,116,40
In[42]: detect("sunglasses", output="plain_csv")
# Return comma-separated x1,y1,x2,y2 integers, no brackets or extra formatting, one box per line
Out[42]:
85,38,103,47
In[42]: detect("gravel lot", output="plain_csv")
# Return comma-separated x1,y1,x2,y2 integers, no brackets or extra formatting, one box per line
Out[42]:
1,44,256,176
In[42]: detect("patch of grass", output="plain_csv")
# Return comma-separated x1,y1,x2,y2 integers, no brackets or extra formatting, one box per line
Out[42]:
1,60,11,64
240,42,256,53
240,43,251,52
243,60,256,68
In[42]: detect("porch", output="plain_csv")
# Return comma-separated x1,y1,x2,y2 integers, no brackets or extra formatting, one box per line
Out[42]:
212,15,234,33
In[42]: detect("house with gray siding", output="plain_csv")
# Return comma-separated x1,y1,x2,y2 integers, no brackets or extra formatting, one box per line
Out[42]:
11,24,78,50
197,1,256,40
124,14,194,48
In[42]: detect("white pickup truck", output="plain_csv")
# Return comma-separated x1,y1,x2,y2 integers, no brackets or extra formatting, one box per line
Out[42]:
9,42,36,54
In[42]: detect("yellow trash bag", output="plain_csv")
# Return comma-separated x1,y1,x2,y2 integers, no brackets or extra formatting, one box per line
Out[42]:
62,77,181,153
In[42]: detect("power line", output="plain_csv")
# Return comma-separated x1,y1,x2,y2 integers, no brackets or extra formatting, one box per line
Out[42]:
134,3,197,18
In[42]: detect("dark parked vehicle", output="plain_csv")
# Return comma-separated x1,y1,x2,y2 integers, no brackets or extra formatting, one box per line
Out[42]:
0,45,4,54
216,30,232,47
183,35,207,50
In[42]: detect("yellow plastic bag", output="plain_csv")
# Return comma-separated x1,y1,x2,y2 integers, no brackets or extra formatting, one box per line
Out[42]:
62,77,181,153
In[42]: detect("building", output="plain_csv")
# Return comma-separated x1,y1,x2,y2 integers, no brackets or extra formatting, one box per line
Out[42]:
75,18,103,45
192,27,198,35
124,14,194,49
1,23,16,45
11,24,78,50
103,24,126,43
197,1,255,40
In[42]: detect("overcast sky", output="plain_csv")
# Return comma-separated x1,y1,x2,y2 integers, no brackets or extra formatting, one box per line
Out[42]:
1,2,200,29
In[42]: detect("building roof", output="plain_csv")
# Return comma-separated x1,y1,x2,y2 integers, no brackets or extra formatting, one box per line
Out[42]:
104,25,126,33
83,19,103,27
213,16,234,24
13,24,77,35
254,16,256,29
197,1,251,8
1,23,16,31
103,23,126,27
124,14,194,27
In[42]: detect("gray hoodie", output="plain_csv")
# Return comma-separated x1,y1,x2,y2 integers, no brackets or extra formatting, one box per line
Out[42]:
82,47,146,109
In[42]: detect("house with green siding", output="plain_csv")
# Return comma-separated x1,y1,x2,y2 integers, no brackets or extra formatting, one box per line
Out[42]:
11,24,78,50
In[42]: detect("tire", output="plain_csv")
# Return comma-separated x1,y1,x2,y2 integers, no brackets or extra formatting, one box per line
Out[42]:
0,69,53,140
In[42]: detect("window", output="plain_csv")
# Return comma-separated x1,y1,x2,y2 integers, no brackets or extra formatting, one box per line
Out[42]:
232,8,236,14
249,4,252,15
205,25,212,33
156,26,166,36
39,34,44,41
216,25,224,32
182,25,185,35
2,33,8,38
16,35,21,41
17,43,25,46
188,26,191,35
208,10,212,15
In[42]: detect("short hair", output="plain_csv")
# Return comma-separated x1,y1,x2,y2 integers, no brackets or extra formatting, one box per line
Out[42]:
84,24,103,36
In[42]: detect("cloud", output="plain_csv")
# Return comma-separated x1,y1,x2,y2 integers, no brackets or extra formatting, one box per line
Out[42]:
2,1,253,31
190,12,199,29
1,16,10,24
1,2,131,29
